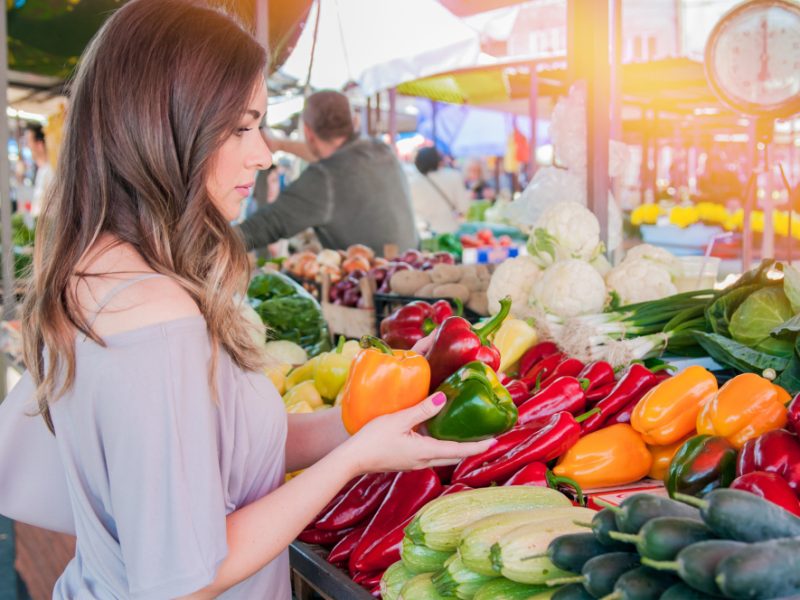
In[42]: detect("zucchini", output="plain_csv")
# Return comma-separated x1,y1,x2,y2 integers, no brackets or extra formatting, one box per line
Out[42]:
399,573,448,600
473,578,551,600
460,507,595,576
659,582,717,600
551,583,594,600
641,539,747,596
382,561,416,600
548,552,640,598
603,566,678,600
612,493,701,534
431,554,496,599
715,537,800,599
406,487,571,552
547,532,611,573
608,517,714,561
401,536,453,574
675,489,800,542
489,510,596,585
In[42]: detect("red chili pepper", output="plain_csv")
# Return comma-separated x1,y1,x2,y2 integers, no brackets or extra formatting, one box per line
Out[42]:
453,411,587,487
578,361,616,392
349,469,442,573
788,394,800,437
310,477,360,528
452,423,541,482
433,464,456,484
539,358,586,388
521,352,565,390
316,472,395,531
517,376,588,426
608,395,640,425
730,471,800,516
297,525,356,546
585,381,616,404
352,570,383,586
580,364,660,434
518,341,560,379
505,379,530,406
379,300,455,350
370,584,382,597
327,525,366,565
425,297,511,391
736,429,800,495
503,462,585,505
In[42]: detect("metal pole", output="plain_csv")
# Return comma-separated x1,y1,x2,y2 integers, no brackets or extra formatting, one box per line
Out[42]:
388,87,397,153
431,100,438,149
527,70,538,180
0,4,15,321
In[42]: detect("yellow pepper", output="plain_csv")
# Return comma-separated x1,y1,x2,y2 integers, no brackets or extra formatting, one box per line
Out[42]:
553,424,652,489
647,435,692,481
285,399,314,414
313,337,354,401
696,373,790,449
492,317,538,374
283,380,324,410
631,366,717,446
264,363,292,395
285,356,321,390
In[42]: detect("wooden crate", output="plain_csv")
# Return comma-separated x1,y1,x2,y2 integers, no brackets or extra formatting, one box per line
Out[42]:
320,275,376,339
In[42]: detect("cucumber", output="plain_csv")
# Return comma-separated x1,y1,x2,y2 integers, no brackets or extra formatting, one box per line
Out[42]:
551,583,594,600
581,508,634,549
716,537,800,599
549,552,640,598
608,517,714,561
401,536,453,574
473,578,551,600
603,566,678,600
659,582,718,600
382,561,416,600
641,539,747,596
675,489,800,543
398,573,448,600
547,532,612,573
612,494,701,534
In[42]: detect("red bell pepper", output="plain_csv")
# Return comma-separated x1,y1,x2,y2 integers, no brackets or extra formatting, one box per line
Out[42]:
737,429,800,495
521,352,565,390
539,358,586,388
505,379,530,406
453,411,589,487
788,393,800,437
503,462,585,505
730,471,800,516
379,300,456,350
578,361,616,392
586,381,616,404
580,364,661,434
297,525,356,546
517,376,588,426
517,341,560,380
316,472,395,531
349,469,442,573
452,423,541,482
327,525,366,565
425,297,511,391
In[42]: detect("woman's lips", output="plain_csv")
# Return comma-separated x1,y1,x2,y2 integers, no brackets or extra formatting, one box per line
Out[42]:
235,184,253,198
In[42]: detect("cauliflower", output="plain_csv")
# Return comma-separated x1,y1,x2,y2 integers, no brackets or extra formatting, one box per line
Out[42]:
527,201,601,267
623,244,679,275
530,259,607,318
605,257,678,306
486,256,542,317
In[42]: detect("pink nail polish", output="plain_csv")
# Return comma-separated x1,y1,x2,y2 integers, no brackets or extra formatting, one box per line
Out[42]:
432,392,447,406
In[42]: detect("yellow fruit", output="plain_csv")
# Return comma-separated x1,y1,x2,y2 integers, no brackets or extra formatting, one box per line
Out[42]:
283,380,324,410
264,363,291,395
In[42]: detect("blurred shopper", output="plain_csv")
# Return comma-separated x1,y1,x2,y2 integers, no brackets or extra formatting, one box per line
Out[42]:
238,90,418,256
465,159,496,201
24,123,54,217
409,146,469,234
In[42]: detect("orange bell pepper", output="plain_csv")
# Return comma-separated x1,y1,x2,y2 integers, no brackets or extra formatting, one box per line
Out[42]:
631,365,717,446
553,424,652,489
696,373,790,449
340,336,431,434
647,435,692,481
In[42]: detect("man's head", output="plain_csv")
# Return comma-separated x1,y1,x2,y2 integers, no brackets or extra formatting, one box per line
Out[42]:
25,123,47,165
415,147,442,175
302,90,355,159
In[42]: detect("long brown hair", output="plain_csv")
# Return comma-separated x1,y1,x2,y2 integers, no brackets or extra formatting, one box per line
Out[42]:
21,0,269,431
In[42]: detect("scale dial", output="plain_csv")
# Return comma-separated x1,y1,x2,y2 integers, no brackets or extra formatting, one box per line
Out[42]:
706,0,800,118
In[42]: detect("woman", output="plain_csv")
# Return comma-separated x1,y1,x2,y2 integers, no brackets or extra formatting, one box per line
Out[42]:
0,1,493,598
408,146,470,235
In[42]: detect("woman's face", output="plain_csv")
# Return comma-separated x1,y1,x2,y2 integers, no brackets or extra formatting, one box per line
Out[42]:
207,78,272,221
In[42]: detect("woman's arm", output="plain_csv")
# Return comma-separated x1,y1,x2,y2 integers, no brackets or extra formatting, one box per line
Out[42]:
285,406,349,472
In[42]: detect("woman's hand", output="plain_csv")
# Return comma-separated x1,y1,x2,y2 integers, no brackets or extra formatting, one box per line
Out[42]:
334,391,495,476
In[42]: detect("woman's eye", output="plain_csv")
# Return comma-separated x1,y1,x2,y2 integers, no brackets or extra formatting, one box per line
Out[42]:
235,127,252,137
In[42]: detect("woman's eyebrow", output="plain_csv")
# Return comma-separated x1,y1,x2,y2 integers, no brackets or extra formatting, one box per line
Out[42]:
245,109,262,120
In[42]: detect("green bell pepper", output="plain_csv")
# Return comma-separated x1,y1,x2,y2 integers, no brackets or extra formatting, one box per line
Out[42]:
247,271,332,357
666,434,737,498
426,361,518,442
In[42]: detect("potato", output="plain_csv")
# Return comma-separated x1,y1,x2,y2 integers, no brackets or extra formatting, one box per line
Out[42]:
415,282,437,298
432,283,471,303
459,273,483,292
429,263,462,285
390,270,431,295
467,291,489,316
475,265,491,281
